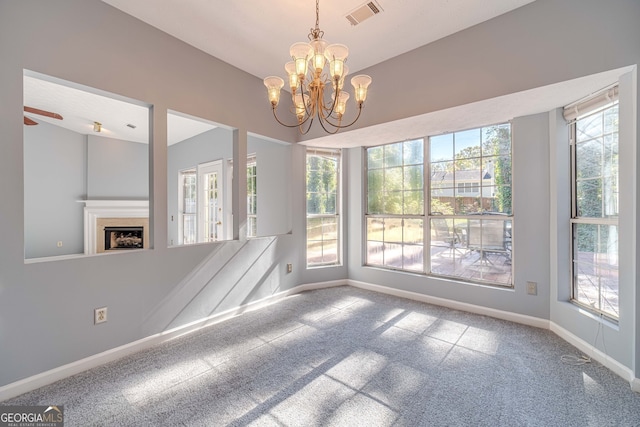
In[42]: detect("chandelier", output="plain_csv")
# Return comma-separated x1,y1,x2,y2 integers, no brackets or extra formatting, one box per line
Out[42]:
263,0,372,134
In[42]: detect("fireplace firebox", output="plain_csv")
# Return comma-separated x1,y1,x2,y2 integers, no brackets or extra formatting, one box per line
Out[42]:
104,226,144,250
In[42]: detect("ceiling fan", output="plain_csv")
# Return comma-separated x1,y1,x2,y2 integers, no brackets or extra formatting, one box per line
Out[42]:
23,106,63,126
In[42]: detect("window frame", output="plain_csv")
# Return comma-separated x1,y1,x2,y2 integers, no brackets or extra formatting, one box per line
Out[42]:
306,148,342,268
569,99,619,321
363,123,513,288
364,139,426,273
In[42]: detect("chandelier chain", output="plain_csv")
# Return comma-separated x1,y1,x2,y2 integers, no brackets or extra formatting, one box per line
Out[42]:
309,0,324,41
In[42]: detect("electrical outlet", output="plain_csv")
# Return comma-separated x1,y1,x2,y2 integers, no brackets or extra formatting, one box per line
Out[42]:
57,241,63,247
94,307,108,324
287,263,293,273
526,281,538,296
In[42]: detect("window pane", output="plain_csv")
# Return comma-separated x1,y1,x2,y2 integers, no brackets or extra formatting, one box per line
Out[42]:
384,143,402,168
403,244,424,272
576,113,603,142
577,179,602,217
404,190,424,215
367,146,383,169
430,190,455,215
404,139,424,165
573,223,618,318
322,217,338,240
367,217,384,242
404,218,423,244
430,134,453,162
455,157,481,172
307,193,323,214
455,129,481,159
604,105,618,134
384,218,403,243
384,191,403,214
576,139,603,179
385,167,403,192
482,124,511,157
322,239,338,264
404,165,423,191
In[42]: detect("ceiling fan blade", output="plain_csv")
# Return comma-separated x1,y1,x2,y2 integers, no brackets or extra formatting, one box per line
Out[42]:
24,116,38,126
24,106,63,120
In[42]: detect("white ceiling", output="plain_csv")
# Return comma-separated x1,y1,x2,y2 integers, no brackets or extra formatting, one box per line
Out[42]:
24,72,150,143
24,72,215,145
101,0,538,81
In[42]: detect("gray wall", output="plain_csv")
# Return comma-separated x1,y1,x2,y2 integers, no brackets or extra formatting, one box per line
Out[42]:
24,125,151,259
87,135,148,199
247,135,292,237
0,0,302,388
167,127,233,246
1,0,639,389
24,121,86,258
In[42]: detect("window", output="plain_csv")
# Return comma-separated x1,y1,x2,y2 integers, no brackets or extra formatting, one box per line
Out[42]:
568,90,619,319
177,160,228,244
428,124,512,286
247,156,257,238
178,168,197,245
365,140,424,272
363,125,513,287
306,149,341,266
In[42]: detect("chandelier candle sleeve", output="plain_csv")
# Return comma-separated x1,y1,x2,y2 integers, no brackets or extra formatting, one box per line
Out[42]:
264,76,284,106
351,75,372,104
325,44,349,81
263,0,372,134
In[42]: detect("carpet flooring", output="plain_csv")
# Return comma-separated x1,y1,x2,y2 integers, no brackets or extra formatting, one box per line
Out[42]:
3,286,640,426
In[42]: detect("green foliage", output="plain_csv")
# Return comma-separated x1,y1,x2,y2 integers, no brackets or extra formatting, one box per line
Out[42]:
485,125,512,214
307,153,338,215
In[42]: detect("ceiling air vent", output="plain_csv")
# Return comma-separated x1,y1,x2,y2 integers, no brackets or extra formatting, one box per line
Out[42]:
345,1,383,26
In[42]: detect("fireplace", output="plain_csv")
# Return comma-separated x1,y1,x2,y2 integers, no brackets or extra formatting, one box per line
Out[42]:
82,200,149,254
104,226,144,250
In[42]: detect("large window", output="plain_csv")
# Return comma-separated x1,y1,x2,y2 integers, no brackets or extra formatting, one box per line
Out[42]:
569,92,619,319
366,140,424,272
306,149,341,266
429,124,512,286
364,124,513,287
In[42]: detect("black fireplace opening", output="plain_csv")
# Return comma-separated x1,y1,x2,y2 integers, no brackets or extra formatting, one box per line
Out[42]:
105,226,144,250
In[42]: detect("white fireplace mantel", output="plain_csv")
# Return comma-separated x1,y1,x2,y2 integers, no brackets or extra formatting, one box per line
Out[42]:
80,200,149,255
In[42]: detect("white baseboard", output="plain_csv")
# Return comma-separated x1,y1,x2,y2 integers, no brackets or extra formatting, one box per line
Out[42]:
550,322,638,390
3,278,637,400
0,279,346,402
347,279,550,329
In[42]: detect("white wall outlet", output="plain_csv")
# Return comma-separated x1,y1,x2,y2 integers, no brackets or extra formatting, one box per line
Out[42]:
57,241,63,247
526,281,538,295
287,263,293,273
94,307,108,324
